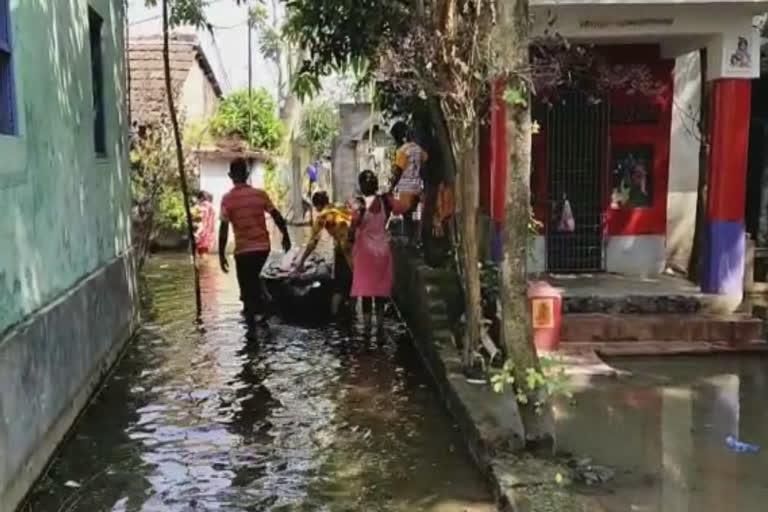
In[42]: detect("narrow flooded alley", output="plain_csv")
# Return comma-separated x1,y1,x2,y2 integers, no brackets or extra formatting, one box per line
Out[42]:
22,255,494,512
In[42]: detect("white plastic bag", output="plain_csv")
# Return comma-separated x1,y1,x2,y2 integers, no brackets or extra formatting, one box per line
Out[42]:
558,198,575,233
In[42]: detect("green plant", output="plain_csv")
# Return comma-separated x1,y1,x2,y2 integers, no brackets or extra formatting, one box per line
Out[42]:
490,356,572,415
154,190,188,232
263,160,290,211
209,89,285,151
300,101,340,159
184,120,215,148
130,120,194,267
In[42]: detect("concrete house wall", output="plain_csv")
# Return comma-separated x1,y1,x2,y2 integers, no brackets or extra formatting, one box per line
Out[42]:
180,60,219,125
198,152,267,252
514,1,766,282
0,1,137,509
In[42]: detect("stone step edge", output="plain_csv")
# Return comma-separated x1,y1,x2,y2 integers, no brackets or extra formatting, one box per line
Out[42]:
561,312,762,320
561,340,768,356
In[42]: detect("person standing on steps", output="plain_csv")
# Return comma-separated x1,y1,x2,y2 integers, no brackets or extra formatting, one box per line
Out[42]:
350,170,409,332
218,158,291,326
389,121,428,247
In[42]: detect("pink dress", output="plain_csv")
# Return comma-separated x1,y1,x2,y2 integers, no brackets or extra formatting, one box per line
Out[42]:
195,201,216,253
350,196,393,298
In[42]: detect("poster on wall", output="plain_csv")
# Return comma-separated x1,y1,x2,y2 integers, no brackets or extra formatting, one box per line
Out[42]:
719,29,760,79
610,146,653,209
729,36,752,69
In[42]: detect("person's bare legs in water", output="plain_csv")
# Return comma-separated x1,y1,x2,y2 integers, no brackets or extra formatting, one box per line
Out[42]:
361,297,385,332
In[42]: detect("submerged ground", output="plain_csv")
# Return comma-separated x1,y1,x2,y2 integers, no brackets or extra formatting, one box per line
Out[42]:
22,254,494,512
20,251,768,512
559,354,768,511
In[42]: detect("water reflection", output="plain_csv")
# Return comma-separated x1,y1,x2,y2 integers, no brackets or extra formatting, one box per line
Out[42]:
23,254,494,512
556,356,768,512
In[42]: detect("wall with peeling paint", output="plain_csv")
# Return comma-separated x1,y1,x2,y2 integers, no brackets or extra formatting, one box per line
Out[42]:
0,2,137,509
0,0,131,334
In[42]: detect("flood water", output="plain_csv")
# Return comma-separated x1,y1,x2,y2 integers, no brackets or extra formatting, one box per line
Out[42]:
557,355,768,512
23,254,494,512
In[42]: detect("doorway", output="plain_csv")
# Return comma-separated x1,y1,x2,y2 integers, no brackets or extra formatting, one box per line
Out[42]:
546,91,609,272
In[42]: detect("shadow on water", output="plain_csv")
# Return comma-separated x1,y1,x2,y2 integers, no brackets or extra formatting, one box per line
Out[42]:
556,354,768,512
23,254,494,512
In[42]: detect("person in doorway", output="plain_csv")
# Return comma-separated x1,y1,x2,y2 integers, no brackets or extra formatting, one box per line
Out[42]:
219,158,291,325
293,191,353,316
194,191,216,258
389,121,428,246
350,170,409,332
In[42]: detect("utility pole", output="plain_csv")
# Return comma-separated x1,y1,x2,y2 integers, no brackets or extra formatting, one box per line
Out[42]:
162,0,203,316
247,3,253,97
247,1,254,181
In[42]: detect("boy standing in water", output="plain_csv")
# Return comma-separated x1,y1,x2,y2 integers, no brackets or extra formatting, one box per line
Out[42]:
219,158,291,325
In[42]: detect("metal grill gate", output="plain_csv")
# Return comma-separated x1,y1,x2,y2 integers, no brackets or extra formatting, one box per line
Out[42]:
546,91,609,273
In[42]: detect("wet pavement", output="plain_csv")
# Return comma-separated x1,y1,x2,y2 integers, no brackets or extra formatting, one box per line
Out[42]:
22,254,494,512
557,355,768,512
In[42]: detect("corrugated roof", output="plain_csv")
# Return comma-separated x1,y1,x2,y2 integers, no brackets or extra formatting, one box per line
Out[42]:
129,34,222,127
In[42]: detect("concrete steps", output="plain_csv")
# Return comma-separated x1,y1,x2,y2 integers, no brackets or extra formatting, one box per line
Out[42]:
561,313,765,344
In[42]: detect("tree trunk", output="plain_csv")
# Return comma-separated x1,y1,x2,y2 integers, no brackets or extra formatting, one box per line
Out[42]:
497,0,553,443
450,122,483,366
427,98,458,183
278,50,304,220
162,0,202,316
291,138,304,222
689,48,709,283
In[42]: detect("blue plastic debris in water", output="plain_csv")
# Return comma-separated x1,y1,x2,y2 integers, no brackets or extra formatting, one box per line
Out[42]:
726,435,760,453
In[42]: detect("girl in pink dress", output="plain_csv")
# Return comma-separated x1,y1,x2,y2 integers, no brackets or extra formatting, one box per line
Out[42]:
194,191,216,256
349,170,407,330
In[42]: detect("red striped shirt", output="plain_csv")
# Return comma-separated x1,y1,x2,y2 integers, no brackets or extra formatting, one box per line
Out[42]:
220,184,275,254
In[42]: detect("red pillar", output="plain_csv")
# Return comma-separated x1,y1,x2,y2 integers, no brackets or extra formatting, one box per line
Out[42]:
489,79,508,261
490,78,508,224
479,114,492,214
702,79,751,295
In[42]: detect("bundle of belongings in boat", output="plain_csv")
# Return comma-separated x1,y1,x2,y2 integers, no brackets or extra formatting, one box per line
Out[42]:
261,246,335,320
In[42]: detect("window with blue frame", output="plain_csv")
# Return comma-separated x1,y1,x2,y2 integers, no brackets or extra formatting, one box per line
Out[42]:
0,0,16,136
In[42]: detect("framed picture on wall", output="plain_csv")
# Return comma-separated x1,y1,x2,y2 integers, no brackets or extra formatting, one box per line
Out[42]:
610,146,654,209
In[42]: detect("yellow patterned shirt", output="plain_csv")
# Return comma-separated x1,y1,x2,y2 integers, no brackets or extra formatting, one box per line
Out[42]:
394,142,428,193
308,206,353,267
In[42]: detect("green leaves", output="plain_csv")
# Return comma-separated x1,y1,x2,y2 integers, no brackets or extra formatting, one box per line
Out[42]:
503,86,528,108
145,0,249,29
300,101,340,159
282,0,409,98
209,89,285,151
490,356,572,413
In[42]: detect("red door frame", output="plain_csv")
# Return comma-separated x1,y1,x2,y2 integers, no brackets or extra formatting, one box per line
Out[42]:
529,45,673,240
603,46,673,237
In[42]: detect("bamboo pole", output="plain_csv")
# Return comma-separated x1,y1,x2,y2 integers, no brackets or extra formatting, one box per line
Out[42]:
162,0,203,317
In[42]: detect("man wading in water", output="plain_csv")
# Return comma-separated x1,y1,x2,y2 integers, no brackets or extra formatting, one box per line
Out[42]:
219,158,291,326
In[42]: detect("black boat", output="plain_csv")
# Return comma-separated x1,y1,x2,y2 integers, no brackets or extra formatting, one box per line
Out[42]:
261,250,335,322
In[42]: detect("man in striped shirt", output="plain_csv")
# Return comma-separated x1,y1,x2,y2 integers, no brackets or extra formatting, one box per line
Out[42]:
219,158,291,325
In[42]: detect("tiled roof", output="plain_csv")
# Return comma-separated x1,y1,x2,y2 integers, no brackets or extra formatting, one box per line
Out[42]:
128,34,222,126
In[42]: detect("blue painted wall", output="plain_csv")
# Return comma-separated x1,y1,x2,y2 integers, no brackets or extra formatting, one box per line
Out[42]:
0,0,131,333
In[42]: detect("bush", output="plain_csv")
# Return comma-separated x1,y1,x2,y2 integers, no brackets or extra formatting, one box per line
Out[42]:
155,189,188,232
209,89,285,151
300,101,340,159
